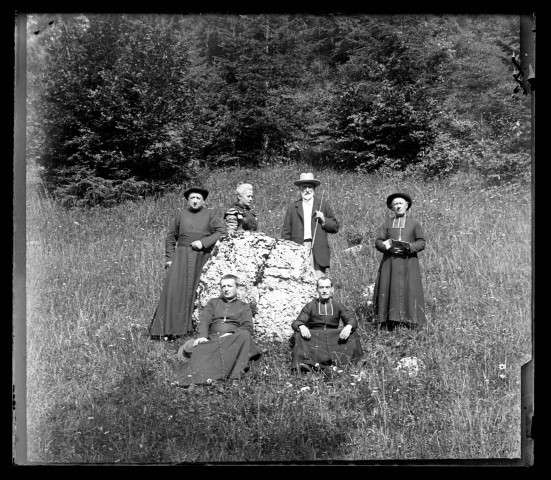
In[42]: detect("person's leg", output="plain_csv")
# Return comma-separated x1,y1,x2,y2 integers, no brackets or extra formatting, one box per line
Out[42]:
309,252,326,278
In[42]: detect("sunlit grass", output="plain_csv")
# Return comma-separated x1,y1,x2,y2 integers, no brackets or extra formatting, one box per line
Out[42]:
25,163,531,463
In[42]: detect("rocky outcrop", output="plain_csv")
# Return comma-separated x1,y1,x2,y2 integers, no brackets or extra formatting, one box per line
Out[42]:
194,231,318,342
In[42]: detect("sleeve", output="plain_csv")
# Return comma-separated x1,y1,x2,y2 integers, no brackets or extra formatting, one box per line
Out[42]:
374,221,389,253
165,212,180,262
224,208,240,233
408,221,426,253
281,204,292,240
237,302,254,336
321,202,339,234
197,299,216,338
338,303,358,331
201,211,227,249
291,303,312,331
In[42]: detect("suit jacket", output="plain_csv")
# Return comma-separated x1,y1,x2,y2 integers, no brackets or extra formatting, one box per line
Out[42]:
281,196,339,268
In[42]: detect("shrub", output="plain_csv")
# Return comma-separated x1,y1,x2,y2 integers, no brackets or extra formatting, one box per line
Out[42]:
29,15,198,206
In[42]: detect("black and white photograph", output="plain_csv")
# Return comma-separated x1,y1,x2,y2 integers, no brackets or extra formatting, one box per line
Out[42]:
14,11,535,465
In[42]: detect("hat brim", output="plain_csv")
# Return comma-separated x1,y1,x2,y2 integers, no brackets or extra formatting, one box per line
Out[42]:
182,339,196,355
294,180,321,187
184,187,209,200
386,193,412,209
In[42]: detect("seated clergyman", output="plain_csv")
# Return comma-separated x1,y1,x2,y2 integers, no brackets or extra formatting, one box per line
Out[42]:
290,276,364,372
172,274,262,386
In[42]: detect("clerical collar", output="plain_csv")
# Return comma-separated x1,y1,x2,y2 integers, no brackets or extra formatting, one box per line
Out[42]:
221,296,237,303
392,213,406,229
317,298,334,316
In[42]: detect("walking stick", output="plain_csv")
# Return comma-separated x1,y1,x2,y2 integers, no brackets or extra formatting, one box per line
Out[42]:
310,189,324,257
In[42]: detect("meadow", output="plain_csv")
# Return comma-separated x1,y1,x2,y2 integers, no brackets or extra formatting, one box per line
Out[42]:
24,163,532,463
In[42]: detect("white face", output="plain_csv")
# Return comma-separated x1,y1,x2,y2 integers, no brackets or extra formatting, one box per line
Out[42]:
391,198,408,216
317,279,333,301
220,278,238,300
187,192,205,211
238,191,253,207
300,183,316,201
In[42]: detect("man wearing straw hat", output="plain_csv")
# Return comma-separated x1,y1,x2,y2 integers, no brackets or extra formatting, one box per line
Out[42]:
281,172,339,278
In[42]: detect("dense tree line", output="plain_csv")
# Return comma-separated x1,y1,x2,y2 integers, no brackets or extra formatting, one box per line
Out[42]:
26,13,531,206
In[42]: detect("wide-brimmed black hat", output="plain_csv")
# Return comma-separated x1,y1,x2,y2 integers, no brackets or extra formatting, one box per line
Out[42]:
184,186,209,200
386,192,412,210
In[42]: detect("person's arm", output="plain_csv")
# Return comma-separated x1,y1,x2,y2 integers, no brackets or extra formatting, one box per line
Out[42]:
200,211,227,249
338,303,357,340
196,299,216,341
165,213,180,264
291,304,312,339
319,202,339,234
281,204,293,240
374,221,389,253
237,303,254,336
224,208,240,233
408,221,426,253
338,303,358,330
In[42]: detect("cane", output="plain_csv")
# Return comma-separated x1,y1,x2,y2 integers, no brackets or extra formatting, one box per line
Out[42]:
310,189,325,257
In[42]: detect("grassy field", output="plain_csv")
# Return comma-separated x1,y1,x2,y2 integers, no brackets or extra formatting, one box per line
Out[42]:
24,163,532,463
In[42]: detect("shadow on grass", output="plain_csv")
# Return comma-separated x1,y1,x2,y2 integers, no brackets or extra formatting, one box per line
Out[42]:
41,340,363,464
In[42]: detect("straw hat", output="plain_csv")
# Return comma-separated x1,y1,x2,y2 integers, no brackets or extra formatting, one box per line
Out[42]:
386,192,412,210
293,172,321,187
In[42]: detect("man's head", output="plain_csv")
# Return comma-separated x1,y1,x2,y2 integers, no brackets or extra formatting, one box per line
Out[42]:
299,183,316,202
220,274,238,300
316,276,333,301
294,172,320,202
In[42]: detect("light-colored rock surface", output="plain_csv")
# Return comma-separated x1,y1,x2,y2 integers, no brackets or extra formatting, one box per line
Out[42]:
194,231,318,341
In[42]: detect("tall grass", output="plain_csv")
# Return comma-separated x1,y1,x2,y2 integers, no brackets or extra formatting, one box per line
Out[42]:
25,163,531,463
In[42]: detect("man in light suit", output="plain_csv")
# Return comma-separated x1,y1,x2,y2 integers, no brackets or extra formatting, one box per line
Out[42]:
281,173,340,278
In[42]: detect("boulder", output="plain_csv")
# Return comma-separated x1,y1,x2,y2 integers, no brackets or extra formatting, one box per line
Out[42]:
194,231,318,342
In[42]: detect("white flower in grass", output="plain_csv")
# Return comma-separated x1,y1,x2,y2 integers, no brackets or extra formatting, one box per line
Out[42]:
395,357,425,377
498,363,506,370
499,374,506,379
206,378,213,384
299,386,311,393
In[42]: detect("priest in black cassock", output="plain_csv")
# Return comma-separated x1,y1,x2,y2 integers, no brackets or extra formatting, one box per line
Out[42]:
172,274,262,386
290,277,364,373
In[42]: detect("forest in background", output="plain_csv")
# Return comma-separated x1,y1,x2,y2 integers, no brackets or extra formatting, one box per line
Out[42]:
26,13,531,207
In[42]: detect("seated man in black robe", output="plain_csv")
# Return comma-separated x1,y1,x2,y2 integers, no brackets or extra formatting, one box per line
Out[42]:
290,276,363,372
172,274,261,386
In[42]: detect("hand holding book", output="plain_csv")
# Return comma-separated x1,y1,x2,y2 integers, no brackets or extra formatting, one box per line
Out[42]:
386,238,410,254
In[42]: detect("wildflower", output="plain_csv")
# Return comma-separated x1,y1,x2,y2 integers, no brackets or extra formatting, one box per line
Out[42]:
499,374,506,379
498,364,506,370
395,357,425,377
299,386,310,393
206,378,213,384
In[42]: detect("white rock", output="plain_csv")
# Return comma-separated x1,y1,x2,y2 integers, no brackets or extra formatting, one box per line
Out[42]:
194,232,318,342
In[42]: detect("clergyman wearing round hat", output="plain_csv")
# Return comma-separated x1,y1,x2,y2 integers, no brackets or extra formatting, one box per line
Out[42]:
149,186,227,340
281,173,340,278
372,192,427,330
